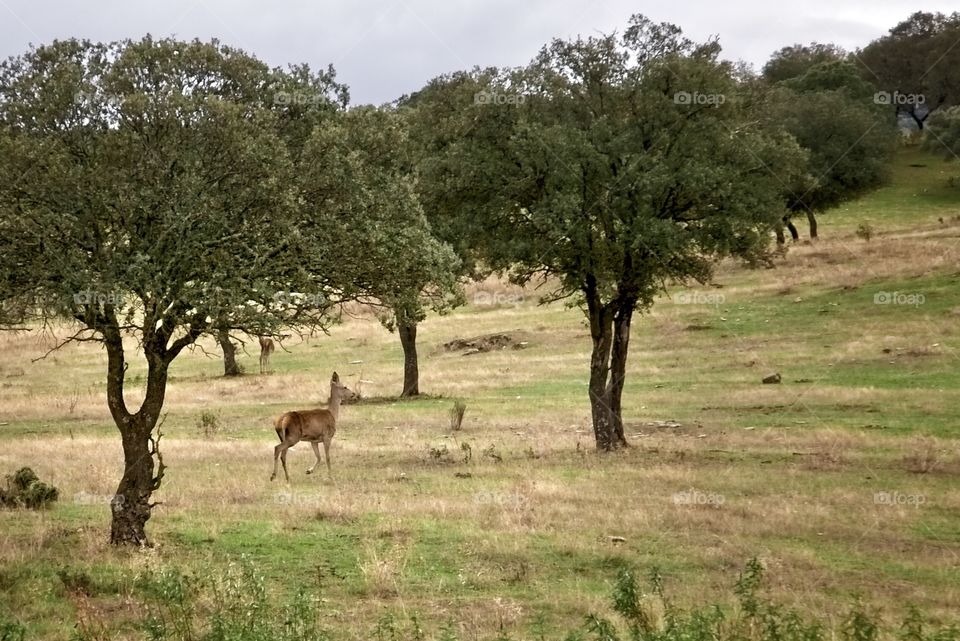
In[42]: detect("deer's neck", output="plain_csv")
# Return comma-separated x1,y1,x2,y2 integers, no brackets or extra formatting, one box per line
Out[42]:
328,388,342,421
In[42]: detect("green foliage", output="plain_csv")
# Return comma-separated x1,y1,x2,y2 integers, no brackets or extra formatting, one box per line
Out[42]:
0,620,25,641
843,606,878,641
734,557,765,617
924,106,960,159
6,557,957,641
0,467,59,510
407,15,807,448
858,11,960,128
764,62,897,215
0,37,339,339
781,61,875,99
139,562,329,641
299,105,463,330
762,43,847,84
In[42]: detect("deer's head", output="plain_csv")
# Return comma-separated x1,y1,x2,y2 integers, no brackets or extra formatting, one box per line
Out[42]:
330,371,358,403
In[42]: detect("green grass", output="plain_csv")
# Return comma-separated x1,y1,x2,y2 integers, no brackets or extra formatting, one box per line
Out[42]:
1,146,959,639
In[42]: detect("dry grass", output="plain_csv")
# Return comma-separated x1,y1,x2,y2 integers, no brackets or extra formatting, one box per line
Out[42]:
2,181,960,638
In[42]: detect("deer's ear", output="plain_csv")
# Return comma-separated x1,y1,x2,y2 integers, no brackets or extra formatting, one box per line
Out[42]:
332,371,339,382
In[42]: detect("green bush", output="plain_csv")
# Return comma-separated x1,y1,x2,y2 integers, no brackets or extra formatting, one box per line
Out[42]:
0,620,26,641
0,467,58,510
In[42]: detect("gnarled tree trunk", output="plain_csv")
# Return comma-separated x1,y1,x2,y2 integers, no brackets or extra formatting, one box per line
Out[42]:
398,321,419,397
217,329,240,377
104,326,166,546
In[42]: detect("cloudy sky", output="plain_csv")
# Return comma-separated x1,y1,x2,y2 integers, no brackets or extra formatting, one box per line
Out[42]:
0,0,948,104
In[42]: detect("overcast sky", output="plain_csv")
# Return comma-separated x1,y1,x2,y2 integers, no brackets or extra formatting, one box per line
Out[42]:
0,1,950,104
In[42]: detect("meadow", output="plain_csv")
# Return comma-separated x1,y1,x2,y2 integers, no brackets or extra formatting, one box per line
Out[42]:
0,145,958,640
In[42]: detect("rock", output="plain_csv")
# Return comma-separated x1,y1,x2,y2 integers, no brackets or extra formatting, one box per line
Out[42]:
762,373,782,384
444,332,528,354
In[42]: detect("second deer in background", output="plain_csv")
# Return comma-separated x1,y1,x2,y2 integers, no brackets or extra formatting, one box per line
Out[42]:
258,336,275,374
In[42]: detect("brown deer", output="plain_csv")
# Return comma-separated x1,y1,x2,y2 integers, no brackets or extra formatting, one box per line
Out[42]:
258,336,275,374
270,371,349,481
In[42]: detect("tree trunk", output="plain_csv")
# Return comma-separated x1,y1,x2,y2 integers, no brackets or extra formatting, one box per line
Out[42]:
217,329,240,377
785,217,799,241
605,305,633,448
398,321,419,397
586,292,622,451
908,106,925,131
104,329,167,546
806,210,818,239
111,415,160,545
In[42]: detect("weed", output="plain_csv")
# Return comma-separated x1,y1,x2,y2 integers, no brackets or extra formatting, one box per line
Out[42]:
450,399,467,431
196,410,222,437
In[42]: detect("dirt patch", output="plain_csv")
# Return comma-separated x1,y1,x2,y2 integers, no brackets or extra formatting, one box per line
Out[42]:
443,332,529,355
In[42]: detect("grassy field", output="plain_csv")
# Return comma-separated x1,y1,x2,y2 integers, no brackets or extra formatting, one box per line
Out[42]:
1,145,959,640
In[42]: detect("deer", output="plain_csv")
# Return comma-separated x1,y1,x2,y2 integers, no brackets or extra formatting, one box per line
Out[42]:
270,371,350,481
258,336,275,374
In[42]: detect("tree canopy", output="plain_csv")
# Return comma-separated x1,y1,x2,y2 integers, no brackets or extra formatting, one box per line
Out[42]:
299,105,463,395
414,15,806,449
858,11,960,129
762,42,847,84
762,61,897,237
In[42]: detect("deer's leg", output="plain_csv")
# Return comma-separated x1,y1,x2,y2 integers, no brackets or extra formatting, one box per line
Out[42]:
307,441,322,475
260,353,266,375
279,445,290,482
271,442,284,481
322,435,333,476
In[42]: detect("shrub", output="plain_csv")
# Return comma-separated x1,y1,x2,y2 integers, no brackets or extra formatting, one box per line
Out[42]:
196,411,222,437
0,467,59,510
0,620,26,641
856,222,874,241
